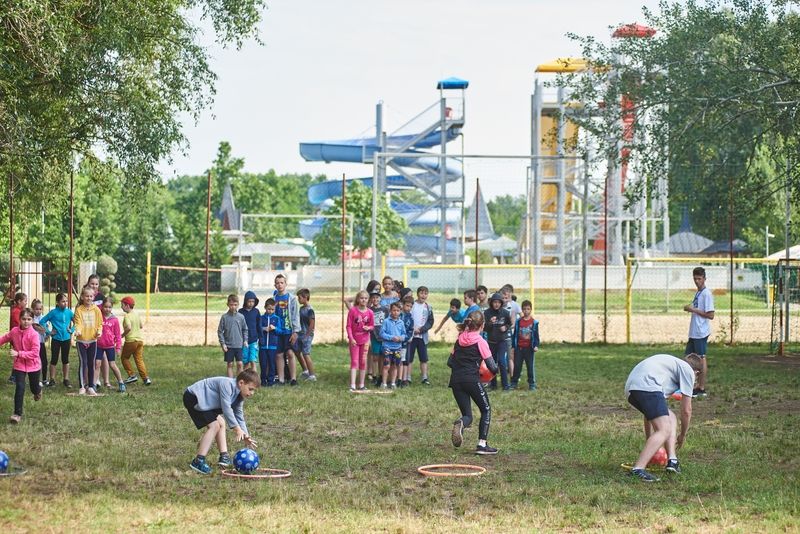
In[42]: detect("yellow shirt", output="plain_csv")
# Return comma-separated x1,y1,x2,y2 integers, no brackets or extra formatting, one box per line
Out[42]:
74,304,103,342
123,310,143,343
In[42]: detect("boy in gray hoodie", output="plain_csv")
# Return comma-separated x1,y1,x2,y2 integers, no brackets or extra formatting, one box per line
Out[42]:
218,294,248,378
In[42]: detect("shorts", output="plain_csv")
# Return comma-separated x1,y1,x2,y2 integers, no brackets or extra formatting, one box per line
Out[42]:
407,338,429,364
97,347,116,362
685,336,708,357
293,334,313,356
242,341,259,364
370,338,382,356
627,390,669,420
383,349,402,367
275,333,294,354
224,347,243,363
184,390,223,429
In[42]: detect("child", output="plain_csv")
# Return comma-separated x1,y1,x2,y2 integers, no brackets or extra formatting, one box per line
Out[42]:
96,297,127,392
73,287,103,396
476,285,489,311
483,292,511,390
31,299,49,386
448,310,500,454
184,369,259,475
379,302,406,389
406,286,434,385
258,298,279,386
380,276,399,308
295,288,317,381
41,293,74,388
346,290,374,391
86,275,109,386
368,291,388,385
120,296,151,386
683,266,715,397
273,274,301,386
434,298,462,335
501,285,521,380
511,300,539,390
0,308,42,423
7,292,27,383
398,295,415,387
238,291,261,373
218,294,247,379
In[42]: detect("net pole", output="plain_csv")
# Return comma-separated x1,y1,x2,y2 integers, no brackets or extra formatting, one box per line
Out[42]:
784,157,791,349
69,168,74,307
728,166,734,344
341,173,346,343
145,251,151,322
8,173,13,305
205,170,212,346
474,178,480,289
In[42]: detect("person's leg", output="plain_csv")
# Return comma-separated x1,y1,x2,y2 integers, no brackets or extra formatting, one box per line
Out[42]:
29,370,42,400
664,410,678,459
381,355,389,386
101,354,109,387
699,356,707,391
526,347,536,388
13,369,26,416
61,340,71,384
275,348,285,383
77,343,88,390
497,342,509,389
633,414,671,469
214,415,228,456
133,342,148,379
39,343,48,383
267,349,277,384
358,344,368,388
93,351,103,387
86,343,97,391
389,362,398,385
451,384,474,428
419,342,429,381
226,359,235,378
197,418,221,457
466,381,492,442
107,349,123,383
349,343,359,388
511,346,523,385
121,341,136,379
49,339,60,384
507,339,514,379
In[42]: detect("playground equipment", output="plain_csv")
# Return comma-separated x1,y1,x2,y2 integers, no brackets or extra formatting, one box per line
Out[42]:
299,78,468,262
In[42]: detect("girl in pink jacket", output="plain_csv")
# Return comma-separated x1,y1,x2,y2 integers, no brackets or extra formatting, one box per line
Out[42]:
96,298,126,393
0,308,42,423
346,290,374,392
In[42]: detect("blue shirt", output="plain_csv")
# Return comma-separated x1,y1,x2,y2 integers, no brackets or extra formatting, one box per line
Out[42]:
401,312,415,347
40,306,75,342
238,306,261,344
380,317,406,351
259,314,280,349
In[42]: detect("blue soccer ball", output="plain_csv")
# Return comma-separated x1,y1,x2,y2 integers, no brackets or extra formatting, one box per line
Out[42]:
234,448,259,474
0,450,8,473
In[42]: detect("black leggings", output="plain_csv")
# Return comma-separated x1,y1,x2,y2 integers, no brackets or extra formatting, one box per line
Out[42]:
50,339,71,365
39,343,48,381
13,369,41,416
451,381,491,441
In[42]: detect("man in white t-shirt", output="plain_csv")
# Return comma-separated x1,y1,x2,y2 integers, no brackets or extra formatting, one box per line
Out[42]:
683,267,715,397
624,353,702,482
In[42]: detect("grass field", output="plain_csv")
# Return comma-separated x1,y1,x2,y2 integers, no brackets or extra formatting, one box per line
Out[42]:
0,343,797,532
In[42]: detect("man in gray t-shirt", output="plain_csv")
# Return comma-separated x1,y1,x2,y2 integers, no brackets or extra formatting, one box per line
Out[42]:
624,353,702,482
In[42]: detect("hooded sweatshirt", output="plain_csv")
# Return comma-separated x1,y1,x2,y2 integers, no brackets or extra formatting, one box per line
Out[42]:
239,291,261,345
483,293,511,344
0,326,41,372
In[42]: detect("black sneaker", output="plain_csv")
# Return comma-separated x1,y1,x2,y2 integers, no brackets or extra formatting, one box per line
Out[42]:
476,445,498,455
421,378,431,385
124,375,138,384
46,379,56,387
63,379,72,389
451,419,464,447
630,468,659,482
665,459,681,474
190,457,212,475
696,389,707,398
218,453,232,468
290,379,298,387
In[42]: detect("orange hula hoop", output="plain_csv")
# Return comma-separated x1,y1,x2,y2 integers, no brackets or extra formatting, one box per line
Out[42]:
417,464,486,477
221,468,292,479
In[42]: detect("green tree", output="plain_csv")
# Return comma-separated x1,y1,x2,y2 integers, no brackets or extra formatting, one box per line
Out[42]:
313,181,409,263
562,0,800,249
487,194,526,239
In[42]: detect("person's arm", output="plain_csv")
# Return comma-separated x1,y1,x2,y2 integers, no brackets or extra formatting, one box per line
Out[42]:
346,311,355,343
0,331,11,347
114,318,122,352
533,320,540,350
14,330,41,363
677,395,693,449
477,338,499,374
433,313,450,334
307,309,315,337
218,316,227,352
419,306,434,334
512,318,520,348
379,321,392,342
290,297,301,342
240,316,248,346
343,296,354,310
94,308,103,339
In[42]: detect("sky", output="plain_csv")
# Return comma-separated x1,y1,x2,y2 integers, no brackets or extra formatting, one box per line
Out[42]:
161,0,663,200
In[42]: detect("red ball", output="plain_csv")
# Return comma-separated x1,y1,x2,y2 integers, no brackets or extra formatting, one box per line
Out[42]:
479,360,495,383
671,392,683,401
648,447,668,467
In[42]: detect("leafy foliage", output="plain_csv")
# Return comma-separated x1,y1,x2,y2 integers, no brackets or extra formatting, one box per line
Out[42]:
487,194,526,239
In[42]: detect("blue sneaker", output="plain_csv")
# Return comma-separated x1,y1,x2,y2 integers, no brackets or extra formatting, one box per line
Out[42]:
190,457,212,475
630,468,659,482
118,382,126,393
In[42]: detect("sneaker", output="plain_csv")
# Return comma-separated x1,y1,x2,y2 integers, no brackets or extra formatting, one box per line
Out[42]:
373,376,382,386
8,375,15,384
190,457,212,475
218,453,232,467
307,374,317,382
63,379,72,389
421,378,431,385
124,375,138,384
630,468,659,482
78,388,86,395
476,445,498,455
502,386,511,391
46,379,56,387
118,382,127,393
87,388,97,396
529,384,537,391
39,381,44,388
380,383,388,390
390,383,397,390
289,379,298,387
300,371,310,379
95,382,102,390
665,459,681,474
144,378,152,386
358,386,367,391
349,386,356,392
696,389,707,398
398,380,406,388
9,414,21,424
451,419,464,447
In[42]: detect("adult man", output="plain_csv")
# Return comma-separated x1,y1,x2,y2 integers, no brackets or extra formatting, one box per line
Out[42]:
624,353,703,482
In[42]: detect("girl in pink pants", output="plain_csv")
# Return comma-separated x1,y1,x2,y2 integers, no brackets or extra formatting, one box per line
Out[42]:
346,290,374,391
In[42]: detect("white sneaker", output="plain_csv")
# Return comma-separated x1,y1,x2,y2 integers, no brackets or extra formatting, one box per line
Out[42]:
78,388,86,395
307,374,317,382
87,388,97,396
300,371,310,379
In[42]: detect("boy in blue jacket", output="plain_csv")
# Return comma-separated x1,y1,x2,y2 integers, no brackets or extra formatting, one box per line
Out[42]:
184,369,259,474
511,300,540,390
259,298,280,386
239,291,261,373
379,302,406,389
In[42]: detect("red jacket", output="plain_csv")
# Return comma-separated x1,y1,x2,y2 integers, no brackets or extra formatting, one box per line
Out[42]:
0,326,42,372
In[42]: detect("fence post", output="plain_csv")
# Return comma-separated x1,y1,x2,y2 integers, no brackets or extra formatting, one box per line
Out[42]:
529,264,535,315
145,251,151,322
626,257,632,344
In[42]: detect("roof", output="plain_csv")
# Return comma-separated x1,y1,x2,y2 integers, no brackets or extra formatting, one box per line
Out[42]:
657,231,713,255
768,244,800,260
217,183,240,231
462,187,495,240
437,77,469,90
230,242,310,259
702,239,748,254
612,23,657,38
